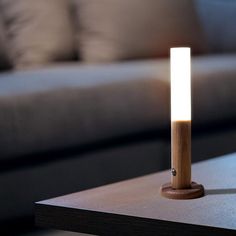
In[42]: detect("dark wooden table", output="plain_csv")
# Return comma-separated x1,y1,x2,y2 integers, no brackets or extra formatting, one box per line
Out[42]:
36,153,236,236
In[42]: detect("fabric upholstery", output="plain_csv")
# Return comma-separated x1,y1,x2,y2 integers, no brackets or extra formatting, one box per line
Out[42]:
73,0,206,62
196,0,236,53
0,0,76,69
0,61,170,160
0,20,11,70
0,55,235,160
192,54,236,125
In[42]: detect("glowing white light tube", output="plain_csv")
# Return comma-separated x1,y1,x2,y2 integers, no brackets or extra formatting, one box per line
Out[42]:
170,47,191,121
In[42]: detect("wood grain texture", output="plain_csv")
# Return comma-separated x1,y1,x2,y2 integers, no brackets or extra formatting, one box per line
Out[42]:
171,121,191,189
35,153,236,236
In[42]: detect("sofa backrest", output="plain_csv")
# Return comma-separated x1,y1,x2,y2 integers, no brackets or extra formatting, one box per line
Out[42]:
196,0,236,53
0,0,235,71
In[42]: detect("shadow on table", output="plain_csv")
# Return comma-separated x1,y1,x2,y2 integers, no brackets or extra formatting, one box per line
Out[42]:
205,188,236,195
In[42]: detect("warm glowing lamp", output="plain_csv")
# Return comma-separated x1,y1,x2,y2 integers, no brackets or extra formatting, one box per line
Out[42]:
160,47,204,199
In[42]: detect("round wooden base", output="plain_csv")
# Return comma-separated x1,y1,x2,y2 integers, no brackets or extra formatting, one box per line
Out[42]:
160,182,204,200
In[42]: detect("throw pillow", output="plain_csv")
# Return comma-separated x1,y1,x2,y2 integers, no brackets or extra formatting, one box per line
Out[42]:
0,0,76,69
0,20,11,70
74,0,206,63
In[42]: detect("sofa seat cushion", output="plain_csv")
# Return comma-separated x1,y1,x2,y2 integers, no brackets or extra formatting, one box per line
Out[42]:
192,54,236,126
0,60,170,161
0,54,235,161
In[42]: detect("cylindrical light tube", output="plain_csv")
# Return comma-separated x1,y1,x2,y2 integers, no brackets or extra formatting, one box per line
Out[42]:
170,47,191,189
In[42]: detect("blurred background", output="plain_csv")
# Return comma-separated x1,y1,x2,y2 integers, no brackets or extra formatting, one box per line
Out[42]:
0,0,235,235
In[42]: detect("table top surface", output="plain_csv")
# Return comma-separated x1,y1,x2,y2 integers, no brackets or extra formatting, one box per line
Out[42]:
36,153,236,236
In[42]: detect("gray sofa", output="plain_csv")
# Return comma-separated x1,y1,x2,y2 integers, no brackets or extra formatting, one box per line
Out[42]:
0,1,236,235
1,55,236,235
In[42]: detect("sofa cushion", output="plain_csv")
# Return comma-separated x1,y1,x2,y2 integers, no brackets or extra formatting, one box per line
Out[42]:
192,54,236,125
0,20,11,70
74,0,206,63
0,61,170,161
0,55,235,161
0,0,76,69
196,0,236,53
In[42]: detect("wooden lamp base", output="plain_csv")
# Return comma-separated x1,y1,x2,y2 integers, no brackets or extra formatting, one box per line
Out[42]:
160,182,204,200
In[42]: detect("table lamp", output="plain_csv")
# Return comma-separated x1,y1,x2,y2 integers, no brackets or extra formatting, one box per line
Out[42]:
160,47,204,199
